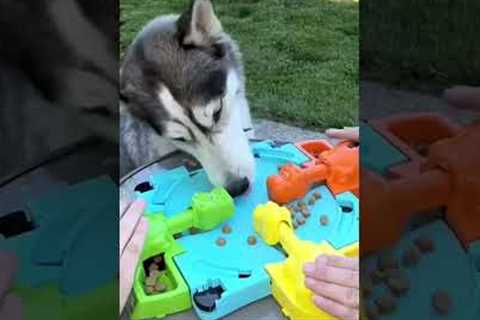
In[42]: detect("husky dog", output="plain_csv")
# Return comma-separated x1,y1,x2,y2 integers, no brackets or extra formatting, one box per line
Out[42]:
120,0,255,196
0,0,118,179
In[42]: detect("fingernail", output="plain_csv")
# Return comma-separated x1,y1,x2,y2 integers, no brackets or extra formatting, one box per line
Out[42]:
304,263,315,274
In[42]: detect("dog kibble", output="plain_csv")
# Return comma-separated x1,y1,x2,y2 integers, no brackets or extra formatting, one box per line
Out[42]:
402,246,421,267
247,235,257,245
365,303,379,320
375,293,396,314
222,225,232,234
292,220,298,229
155,282,167,293
308,198,316,206
320,215,329,226
414,236,435,253
297,217,305,225
301,208,310,218
387,274,410,296
370,269,385,284
145,276,157,287
377,253,399,271
433,290,452,315
149,263,159,272
313,191,321,199
145,285,155,295
298,201,306,208
384,268,402,279
216,237,226,246
362,278,374,299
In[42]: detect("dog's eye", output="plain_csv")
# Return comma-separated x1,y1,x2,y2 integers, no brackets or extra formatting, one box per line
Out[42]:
172,137,187,143
213,107,222,123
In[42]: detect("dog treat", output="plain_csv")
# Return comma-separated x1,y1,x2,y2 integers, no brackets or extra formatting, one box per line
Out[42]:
414,236,435,253
433,290,452,315
149,263,159,272
319,215,329,226
151,269,161,276
375,293,396,314
384,268,402,279
145,285,155,295
190,227,202,235
377,253,399,271
370,269,385,284
365,303,379,320
222,224,232,234
216,237,226,246
301,208,310,218
292,220,298,229
402,246,422,267
297,217,305,225
308,198,316,206
313,191,321,199
247,235,257,245
155,282,167,293
145,275,157,287
387,274,410,296
297,200,306,208
362,278,373,299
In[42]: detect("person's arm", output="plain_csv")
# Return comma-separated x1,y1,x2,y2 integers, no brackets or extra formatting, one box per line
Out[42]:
119,200,149,313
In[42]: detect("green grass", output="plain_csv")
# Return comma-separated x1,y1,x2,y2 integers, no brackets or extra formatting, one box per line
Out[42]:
361,0,480,89
120,0,358,129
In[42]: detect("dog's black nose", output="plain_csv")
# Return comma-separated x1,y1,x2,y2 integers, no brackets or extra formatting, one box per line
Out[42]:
225,177,250,198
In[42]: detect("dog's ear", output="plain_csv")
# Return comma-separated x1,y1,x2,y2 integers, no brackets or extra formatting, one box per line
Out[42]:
177,0,223,47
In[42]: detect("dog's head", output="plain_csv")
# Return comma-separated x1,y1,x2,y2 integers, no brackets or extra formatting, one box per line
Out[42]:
121,0,255,196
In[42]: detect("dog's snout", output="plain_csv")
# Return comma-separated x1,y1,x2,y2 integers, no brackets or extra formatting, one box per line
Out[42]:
225,177,250,198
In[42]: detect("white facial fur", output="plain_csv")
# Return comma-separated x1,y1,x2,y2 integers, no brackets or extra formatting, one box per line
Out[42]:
158,70,255,187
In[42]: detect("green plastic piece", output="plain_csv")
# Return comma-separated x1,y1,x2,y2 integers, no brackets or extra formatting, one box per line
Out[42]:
131,188,234,320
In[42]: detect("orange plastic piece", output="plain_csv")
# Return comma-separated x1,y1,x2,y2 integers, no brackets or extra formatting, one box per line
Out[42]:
267,140,359,204
362,114,480,255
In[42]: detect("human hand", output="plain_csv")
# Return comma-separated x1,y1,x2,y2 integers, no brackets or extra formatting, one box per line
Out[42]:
304,255,359,320
325,127,359,142
444,86,480,111
0,252,23,319
119,200,149,313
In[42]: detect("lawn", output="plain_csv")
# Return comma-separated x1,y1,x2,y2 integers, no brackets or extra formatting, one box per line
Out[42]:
120,0,358,130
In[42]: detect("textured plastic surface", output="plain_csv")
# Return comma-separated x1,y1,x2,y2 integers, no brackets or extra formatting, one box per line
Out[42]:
2,176,118,320
254,202,359,320
132,188,234,320
361,123,408,175
362,221,480,320
133,141,359,319
267,141,359,204
0,176,117,292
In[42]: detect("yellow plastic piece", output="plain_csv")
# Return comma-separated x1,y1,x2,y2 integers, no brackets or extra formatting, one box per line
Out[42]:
254,202,359,320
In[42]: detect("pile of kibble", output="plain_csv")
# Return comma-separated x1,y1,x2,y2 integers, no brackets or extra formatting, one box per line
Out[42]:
144,258,168,295
286,191,324,228
361,235,450,318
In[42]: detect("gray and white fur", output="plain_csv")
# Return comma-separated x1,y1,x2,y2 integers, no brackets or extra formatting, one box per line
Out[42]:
120,0,255,195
